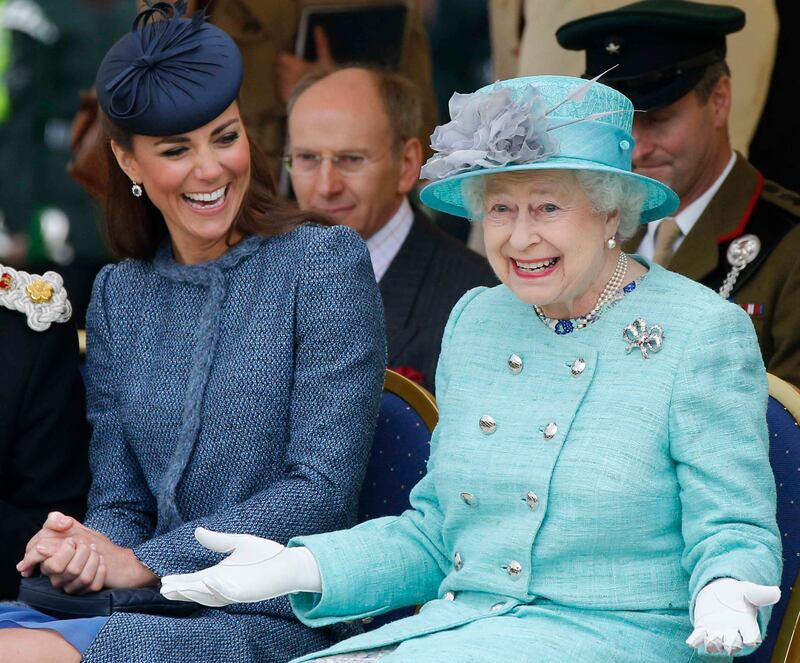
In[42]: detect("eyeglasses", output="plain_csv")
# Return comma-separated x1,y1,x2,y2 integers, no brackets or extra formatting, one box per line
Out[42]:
282,150,382,176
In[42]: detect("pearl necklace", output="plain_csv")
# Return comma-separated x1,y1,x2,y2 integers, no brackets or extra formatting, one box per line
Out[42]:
533,252,629,335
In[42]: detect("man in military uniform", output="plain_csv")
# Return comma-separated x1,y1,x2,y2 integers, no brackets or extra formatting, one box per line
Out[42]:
557,0,800,386
0,264,89,599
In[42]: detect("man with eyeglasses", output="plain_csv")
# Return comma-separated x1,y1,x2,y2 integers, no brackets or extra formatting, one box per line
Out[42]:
286,67,496,393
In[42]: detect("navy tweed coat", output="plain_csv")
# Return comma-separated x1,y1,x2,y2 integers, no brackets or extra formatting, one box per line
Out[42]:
80,225,385,662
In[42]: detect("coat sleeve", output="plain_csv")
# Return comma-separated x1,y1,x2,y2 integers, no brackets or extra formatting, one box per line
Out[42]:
0,317,90,598
670,302,782,633
83,265,158,547
288,287,487,626
131,227,386,576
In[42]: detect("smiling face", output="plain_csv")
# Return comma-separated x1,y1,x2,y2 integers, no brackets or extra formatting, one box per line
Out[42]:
287,68,421,239
481,170,621,319
111,102,251,264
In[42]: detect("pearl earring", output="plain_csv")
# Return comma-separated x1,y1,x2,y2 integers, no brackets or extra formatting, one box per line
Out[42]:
606,237,617,249
131,182,143,198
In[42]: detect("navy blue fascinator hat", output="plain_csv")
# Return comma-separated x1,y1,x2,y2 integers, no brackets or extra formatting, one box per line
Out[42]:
96,0,243,136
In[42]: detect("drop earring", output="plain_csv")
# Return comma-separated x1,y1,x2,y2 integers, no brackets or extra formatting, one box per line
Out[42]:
131,182,143,198
606,237,617,249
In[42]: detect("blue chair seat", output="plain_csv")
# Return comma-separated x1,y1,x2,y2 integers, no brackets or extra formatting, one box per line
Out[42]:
743,375,800,662
357,370,437,629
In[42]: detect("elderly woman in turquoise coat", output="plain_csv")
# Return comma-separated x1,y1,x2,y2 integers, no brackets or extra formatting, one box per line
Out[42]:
161,75,782,662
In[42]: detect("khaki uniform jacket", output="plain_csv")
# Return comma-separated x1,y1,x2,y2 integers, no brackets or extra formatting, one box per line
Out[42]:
206,0,438,177
624,154,800,386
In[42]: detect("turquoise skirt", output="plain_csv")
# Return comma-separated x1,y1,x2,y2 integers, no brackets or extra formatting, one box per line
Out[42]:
0,604,108,653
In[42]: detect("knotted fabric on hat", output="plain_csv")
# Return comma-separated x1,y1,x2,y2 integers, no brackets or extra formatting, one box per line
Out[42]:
96,1,243,136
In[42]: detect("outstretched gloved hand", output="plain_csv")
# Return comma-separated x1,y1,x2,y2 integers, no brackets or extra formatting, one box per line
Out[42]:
160,528,322,607
686,578,781,655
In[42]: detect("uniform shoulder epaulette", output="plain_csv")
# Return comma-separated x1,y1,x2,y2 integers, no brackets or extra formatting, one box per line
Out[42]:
762,179,800,221
0,264,72,331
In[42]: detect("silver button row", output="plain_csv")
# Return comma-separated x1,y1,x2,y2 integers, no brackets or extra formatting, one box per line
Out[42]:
480,417,558,440
507,354,587,377
461,490,538,510
454,553,524,578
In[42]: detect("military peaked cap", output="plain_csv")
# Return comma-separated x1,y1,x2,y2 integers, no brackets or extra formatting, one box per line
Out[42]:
556,0,745,110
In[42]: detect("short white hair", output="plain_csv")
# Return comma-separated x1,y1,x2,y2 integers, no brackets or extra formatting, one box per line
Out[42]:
461,170,647,241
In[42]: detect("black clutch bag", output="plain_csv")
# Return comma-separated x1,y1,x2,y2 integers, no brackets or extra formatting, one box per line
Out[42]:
17,577,200,619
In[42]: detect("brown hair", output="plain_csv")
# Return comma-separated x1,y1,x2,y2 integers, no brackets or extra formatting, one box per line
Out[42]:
99,112,332,261
286,65,422,153
694,60,731,104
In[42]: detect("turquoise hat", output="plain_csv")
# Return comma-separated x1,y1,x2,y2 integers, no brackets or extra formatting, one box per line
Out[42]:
419,75,678,223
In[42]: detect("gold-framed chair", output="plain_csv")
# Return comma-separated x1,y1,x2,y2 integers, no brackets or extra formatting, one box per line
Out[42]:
358,369,438,523
754,374,800,663
357,369,437,630
383,368,438,430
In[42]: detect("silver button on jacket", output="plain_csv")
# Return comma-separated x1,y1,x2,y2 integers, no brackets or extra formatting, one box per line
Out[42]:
461,492,478,506
525,491,539,510
479,415,497,434
570,357,586,376
543,422,558,440
506,560,523,577
507,353,523,374
454,552,463,570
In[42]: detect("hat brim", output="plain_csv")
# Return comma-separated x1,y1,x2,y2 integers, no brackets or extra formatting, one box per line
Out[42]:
419,158,679,224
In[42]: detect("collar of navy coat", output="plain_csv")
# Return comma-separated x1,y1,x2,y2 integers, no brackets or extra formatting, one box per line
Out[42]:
152,234,266,285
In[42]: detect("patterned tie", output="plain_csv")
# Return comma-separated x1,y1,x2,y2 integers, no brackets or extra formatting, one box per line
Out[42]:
652,217,682,266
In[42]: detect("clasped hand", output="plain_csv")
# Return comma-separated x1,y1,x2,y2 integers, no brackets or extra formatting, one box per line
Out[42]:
160,528,321,607
17,511,158,594
687,578,781,655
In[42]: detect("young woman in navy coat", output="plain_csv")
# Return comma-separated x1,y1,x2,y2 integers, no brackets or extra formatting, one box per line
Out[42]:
0,3,385,661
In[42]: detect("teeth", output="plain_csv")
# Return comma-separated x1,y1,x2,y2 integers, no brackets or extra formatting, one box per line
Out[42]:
184,185,226,202
515,258,557,272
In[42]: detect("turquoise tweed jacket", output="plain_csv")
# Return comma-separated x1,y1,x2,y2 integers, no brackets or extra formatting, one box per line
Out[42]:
290,261,781,663
79,226,385,662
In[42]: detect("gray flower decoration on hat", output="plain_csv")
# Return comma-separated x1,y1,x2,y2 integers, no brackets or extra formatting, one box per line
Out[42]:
421,67,626,181
421,83,559,181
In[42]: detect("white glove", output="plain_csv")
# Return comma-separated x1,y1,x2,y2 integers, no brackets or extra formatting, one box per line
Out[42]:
159,527,322,607
686,578,781,655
